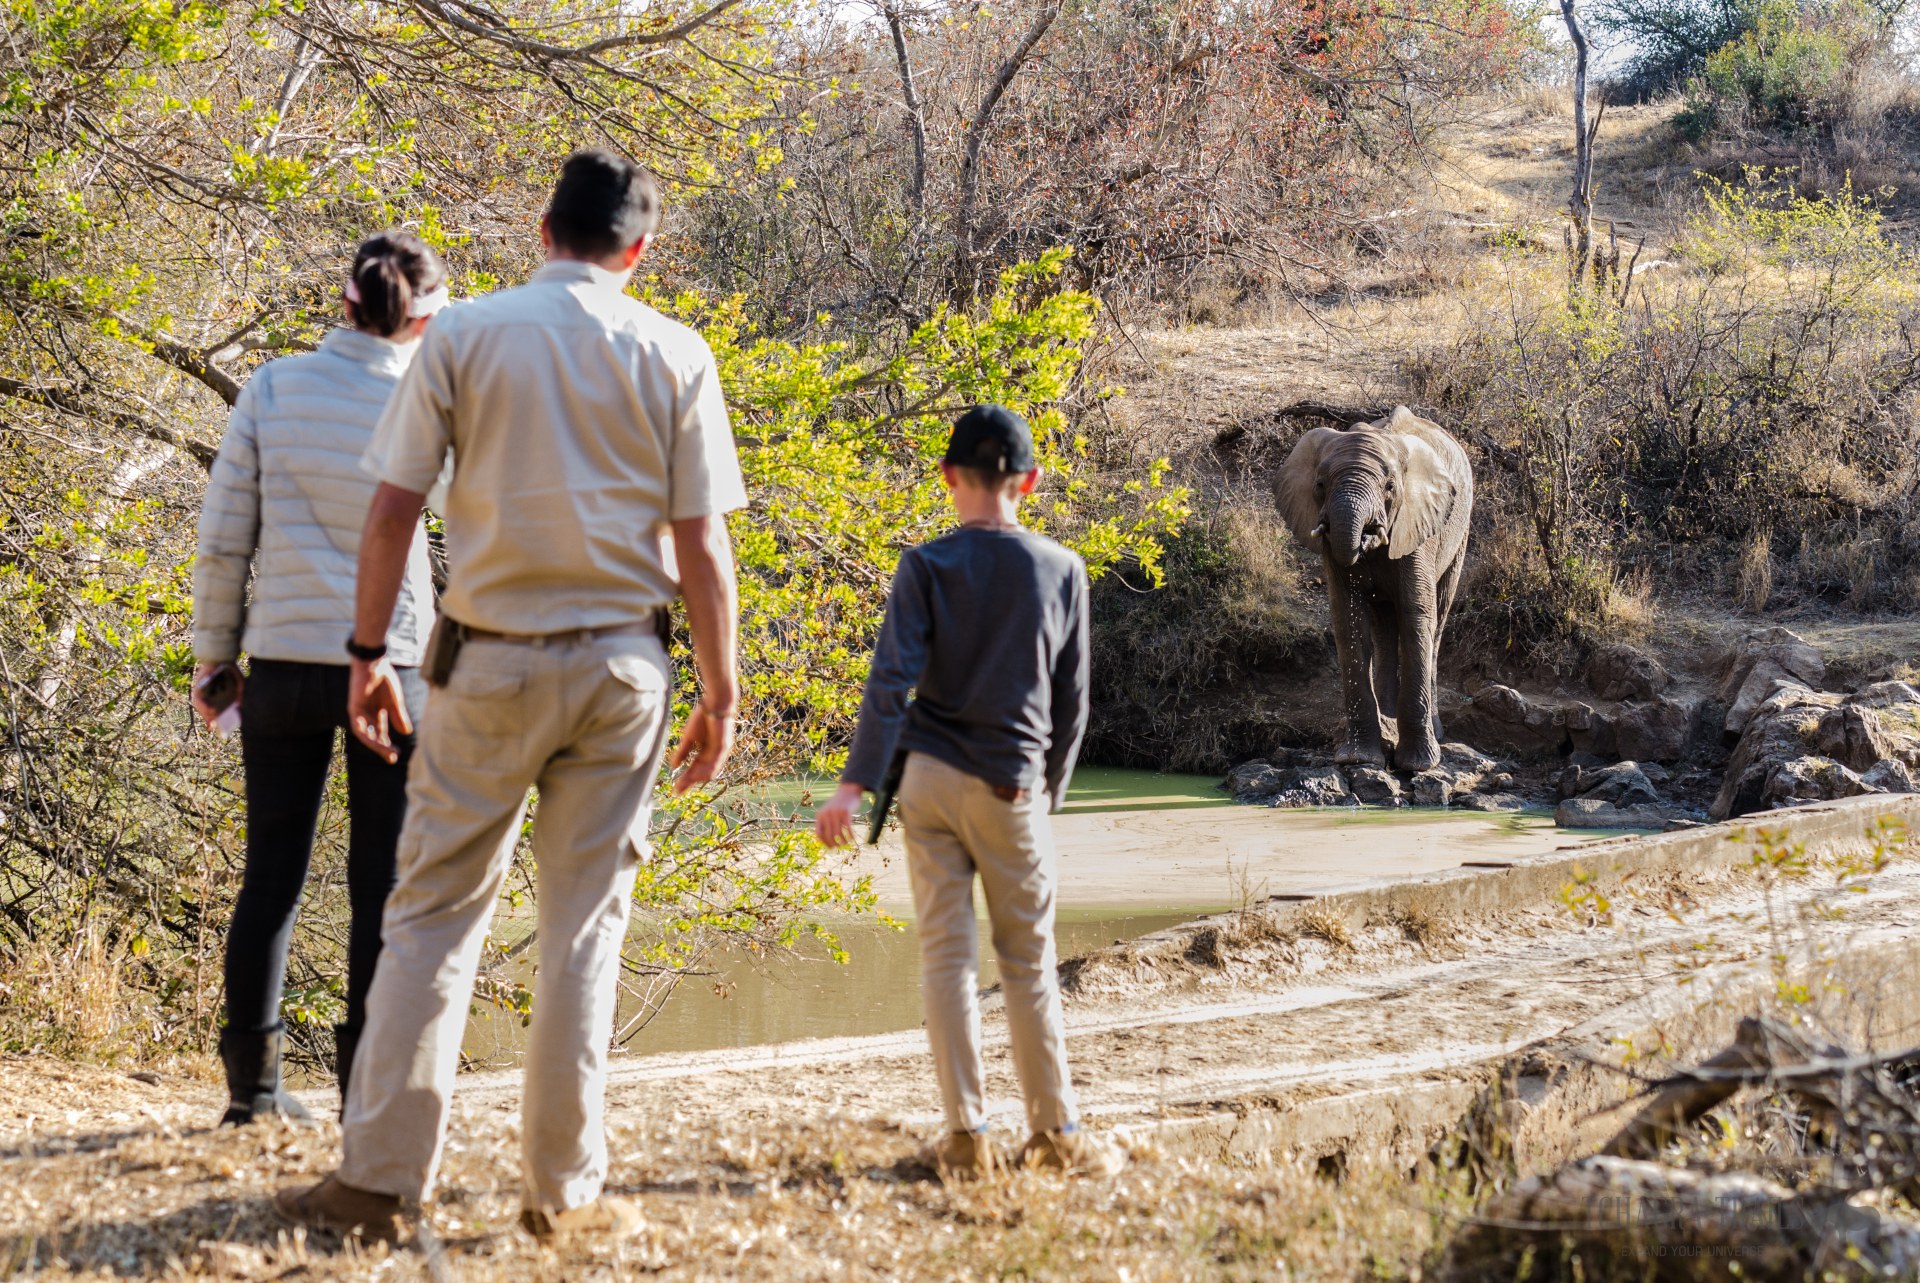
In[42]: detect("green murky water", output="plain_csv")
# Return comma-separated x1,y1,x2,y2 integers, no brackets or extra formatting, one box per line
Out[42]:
465,768,1228,1066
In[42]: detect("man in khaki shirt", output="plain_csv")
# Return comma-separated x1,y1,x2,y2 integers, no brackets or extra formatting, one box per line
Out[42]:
277,151,744,1243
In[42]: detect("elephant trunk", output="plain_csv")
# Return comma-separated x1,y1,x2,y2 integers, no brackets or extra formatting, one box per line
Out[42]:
1326,476,1385,567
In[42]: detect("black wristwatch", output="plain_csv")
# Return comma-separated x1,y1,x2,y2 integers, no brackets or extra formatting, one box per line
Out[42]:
345,634,388,662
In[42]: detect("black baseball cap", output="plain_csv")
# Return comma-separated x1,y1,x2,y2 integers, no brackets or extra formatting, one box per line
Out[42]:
943,404,1035,473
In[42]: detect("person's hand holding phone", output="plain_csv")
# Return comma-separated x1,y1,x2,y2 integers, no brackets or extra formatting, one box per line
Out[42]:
349,655,413,764
191,662,243,734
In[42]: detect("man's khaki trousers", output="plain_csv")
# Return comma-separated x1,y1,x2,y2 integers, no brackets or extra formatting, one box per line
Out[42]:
896,752,1077,1137
340,632,671,1211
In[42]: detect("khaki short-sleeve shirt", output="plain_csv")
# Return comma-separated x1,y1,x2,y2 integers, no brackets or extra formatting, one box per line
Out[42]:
362,261,747,633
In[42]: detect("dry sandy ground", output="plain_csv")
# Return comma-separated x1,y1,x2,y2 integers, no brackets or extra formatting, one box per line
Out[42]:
7,829,1917,1280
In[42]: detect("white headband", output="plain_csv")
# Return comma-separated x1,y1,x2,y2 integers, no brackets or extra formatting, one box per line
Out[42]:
344,277,452,317
409,284,451,317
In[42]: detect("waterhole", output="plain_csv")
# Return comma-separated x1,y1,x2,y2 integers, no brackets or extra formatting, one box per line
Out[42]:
460,768,1625,1066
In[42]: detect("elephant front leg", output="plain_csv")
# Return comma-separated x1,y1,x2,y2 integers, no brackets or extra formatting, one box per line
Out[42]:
1393,555,1441,773
1327,561,1386,767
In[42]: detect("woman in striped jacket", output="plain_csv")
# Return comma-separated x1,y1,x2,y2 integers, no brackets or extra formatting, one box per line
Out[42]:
190,232,447,1125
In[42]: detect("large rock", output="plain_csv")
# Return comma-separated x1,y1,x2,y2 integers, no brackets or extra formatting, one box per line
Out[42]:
1449,685,1565,757
1814,704,1893,773
1439,741,1500,779
1849,680,1920,712
1585,643,1671,702
1718,627,1826,738
1575,761,1663,806
1712,682,1839,819
1614,696,1695,762
1344,765,1403,806
1268,764,1355,808
1410,771,1453,807
1456,792,1533,813
1562,701,1617,760
1225,761,1286,800
1765,755,1871,807
1863,759,1917,793
1710,679,1920,818
1554,797,1696,829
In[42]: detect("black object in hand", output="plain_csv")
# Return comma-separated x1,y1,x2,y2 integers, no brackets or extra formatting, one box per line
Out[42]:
866,751,906,846
195,664,240,713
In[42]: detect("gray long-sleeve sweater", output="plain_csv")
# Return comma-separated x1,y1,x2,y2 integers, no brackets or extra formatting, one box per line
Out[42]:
842,525,1090,812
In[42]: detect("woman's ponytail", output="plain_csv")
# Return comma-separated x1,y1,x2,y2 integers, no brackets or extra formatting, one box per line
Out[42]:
346,232,448,338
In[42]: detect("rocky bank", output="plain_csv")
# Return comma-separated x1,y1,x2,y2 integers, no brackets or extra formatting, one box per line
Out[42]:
1222,626,1920,827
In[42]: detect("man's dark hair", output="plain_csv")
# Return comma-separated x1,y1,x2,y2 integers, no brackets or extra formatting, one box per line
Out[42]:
545,149,660,259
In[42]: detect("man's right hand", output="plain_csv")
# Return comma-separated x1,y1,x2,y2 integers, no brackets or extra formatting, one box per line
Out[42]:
813,781,868,849
349,655,414,764
669,700,735,794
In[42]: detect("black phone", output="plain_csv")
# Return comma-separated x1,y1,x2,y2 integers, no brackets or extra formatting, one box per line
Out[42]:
195,664,240,713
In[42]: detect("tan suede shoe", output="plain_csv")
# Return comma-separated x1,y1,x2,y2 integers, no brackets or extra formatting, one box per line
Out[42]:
924,1130,1000,1183
273,1174,406,1241
519,1194,645,1241
1019,1128,1128,1178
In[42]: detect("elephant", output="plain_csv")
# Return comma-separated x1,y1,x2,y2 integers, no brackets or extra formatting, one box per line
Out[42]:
1276,407,1473,773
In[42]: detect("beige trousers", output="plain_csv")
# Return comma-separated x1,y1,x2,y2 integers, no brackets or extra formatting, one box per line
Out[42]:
897,752,1077,1136
339,632,671,1210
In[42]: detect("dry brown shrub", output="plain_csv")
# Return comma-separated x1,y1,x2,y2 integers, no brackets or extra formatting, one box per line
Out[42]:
1298,909,1354,951
1738,525,1774,613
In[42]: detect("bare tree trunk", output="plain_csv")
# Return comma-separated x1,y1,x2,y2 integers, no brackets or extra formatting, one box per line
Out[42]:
34,443,172,707
1561,0,1594,290
953,0,1063,304
881,4,927,218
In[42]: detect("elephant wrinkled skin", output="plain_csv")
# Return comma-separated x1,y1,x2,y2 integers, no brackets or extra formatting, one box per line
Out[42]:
1277,407,1474,772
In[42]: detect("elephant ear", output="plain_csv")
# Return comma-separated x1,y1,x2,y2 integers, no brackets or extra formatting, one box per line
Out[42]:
1386,412,1460,560
1276,426,1342,547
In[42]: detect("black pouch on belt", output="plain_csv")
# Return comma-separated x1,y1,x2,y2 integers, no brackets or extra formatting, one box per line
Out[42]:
423,614,465,688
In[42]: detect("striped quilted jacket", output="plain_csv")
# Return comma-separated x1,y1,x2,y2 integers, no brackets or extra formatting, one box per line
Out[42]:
192,328,438,666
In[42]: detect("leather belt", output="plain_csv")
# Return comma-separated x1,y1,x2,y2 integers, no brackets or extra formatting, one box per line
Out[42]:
459,609,668,648
991,784,1030,803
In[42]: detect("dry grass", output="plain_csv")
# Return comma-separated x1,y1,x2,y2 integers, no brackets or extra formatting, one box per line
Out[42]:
1295,910,1353,952
1738,526,1774,613
1380,901,1455,952
0,925,211,1072
0,1060,1463,1282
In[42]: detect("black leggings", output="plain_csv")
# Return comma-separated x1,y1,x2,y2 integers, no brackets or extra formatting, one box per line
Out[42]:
224,659,425,1037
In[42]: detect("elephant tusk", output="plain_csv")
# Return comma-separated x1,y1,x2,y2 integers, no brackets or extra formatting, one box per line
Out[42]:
1310,522,1326,539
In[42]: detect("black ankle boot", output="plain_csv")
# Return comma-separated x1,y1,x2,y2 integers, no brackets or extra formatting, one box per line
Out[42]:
333,1022,361,1121
218,1024,315,1126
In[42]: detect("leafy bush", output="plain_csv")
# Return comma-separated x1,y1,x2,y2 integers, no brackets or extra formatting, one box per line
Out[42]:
1677,0,1856,137
1597,0,1771,101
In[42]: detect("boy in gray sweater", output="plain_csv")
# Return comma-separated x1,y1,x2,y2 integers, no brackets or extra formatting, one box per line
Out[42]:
815,405,1125,1181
